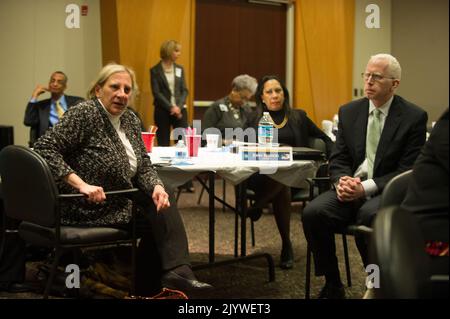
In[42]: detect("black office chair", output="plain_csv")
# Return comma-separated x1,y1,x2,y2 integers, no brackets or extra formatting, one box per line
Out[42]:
291,138,329,206
370,170,449,298
371,207,449,298
379,169,412,207
0,145,139,299
370,206,430,298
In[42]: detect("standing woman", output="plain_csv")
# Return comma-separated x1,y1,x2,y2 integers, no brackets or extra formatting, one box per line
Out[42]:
150,40,189,146
247,75,333,269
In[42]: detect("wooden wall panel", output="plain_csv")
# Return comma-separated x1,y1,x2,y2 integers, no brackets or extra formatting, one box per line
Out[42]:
195,0,286,102
239,4,286,82
100,0,120,65
294,0,354,125
101,0,195,131
195,0,240,100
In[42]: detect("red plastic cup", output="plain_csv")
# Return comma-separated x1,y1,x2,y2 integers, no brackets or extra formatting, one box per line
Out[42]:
186,135,201,157
141,132,156,153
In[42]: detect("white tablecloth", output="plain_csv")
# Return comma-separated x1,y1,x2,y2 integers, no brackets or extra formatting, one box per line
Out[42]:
150,147,319,188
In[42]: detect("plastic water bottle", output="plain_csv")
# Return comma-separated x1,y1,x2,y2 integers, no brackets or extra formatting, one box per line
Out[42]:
175,140,187,159
258,112,274,145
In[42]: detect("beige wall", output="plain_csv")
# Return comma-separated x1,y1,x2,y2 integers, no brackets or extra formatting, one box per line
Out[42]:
392,0,449,122
353,0,391,100
0,0,102,146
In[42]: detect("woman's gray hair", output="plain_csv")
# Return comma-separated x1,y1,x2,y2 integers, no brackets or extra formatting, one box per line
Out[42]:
160,40,181,60
231,74,258,94
87,63,139,102
369,53,402,80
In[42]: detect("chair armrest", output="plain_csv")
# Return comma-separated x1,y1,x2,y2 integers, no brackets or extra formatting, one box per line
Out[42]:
58,188,139,199
311,176,331,194
347,225,373,235
312,177,331,182
430,275,449,283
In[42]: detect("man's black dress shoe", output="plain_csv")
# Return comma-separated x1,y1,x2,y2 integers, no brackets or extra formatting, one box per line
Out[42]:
318,283,345,299
161,271,213,292
0,282,36,293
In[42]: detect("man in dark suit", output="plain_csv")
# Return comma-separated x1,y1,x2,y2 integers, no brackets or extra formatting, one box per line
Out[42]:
401,108,448,215
302,54,428,299
400,109,448,298
23,71,84,146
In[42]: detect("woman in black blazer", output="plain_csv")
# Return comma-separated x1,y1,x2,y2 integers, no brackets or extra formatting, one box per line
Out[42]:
150,40,189,146
248,75,333,269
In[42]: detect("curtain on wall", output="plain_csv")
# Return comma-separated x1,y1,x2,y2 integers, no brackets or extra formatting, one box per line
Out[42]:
294,0,355,125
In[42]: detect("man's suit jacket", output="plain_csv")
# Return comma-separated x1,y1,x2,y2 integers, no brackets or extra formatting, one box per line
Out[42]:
150,62,188,112
401,108,449,213
329,95,428,194
23,95,84,145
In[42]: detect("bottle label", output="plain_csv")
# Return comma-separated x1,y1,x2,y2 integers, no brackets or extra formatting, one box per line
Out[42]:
258,124,273,144
175,150,187,159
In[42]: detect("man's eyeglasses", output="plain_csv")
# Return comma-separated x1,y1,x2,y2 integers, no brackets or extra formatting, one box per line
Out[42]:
361,72,396,82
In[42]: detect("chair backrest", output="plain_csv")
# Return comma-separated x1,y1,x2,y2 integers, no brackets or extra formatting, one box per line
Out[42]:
308,137,329,186
308,137,326,154
0,145,59,227
380,169,412,208
0,125,14,152
371,206,432,298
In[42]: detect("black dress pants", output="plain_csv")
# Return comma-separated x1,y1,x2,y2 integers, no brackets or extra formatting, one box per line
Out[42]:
154,106,188,146
301,190,381,276
127,186,190,296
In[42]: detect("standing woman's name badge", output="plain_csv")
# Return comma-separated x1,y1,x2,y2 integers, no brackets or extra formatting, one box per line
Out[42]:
175,67,182,78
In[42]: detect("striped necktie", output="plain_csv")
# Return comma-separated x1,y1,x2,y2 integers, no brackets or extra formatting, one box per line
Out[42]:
56,100,65,119
366,109,382,179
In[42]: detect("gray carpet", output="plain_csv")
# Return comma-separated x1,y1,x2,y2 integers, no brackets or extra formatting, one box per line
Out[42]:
0,179,367,299
176,179,367,299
